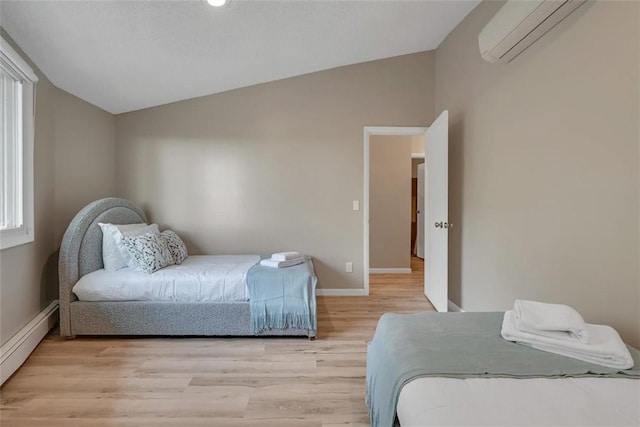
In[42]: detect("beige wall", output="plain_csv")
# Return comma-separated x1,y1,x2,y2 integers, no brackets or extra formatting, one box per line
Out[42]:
53,90,116,245
435,1,640,346
115,52,435,290
370,136,412,269
410,135,425,155
0,29,115,346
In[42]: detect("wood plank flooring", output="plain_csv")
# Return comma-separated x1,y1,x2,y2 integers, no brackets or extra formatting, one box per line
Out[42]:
1,258,433,427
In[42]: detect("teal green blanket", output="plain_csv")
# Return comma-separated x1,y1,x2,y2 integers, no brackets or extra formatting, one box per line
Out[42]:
366,312,640,427
247,256,317,334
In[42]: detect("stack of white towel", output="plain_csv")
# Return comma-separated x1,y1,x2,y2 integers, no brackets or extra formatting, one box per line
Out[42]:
501,299,633,369
260,251,305,268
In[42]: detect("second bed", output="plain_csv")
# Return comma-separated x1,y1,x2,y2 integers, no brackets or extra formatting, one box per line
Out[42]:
367,312,640,427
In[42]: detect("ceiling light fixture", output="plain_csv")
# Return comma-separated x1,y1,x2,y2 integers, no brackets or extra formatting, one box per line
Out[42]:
207,0,228,7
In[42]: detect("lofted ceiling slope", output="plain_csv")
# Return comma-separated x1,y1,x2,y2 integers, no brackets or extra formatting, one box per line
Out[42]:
1,0,479,114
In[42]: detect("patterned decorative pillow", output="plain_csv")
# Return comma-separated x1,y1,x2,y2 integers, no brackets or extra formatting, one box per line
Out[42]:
160,230,188,265
121,232,174,273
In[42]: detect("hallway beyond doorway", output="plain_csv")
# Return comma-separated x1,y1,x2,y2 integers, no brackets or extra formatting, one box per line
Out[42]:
369,257,433,308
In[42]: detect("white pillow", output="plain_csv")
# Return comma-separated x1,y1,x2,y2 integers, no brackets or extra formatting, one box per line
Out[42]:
99,223,144,271
98,223,159,271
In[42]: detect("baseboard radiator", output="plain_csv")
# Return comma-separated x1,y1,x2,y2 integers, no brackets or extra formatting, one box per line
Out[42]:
1,300,59,385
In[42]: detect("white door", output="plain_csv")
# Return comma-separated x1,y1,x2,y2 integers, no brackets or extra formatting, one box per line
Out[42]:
424,110,449,312
416,163,425,259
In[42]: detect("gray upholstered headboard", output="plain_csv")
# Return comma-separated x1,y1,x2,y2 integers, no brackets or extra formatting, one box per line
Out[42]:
58,197,147,336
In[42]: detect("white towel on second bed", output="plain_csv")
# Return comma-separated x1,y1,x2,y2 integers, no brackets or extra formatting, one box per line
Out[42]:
513,299,590,343
501,310,633,369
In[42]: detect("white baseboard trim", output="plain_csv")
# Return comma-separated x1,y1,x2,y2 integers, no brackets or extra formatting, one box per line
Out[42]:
369,268,412,274
1,300,59,385
316,289,368,296
447,300,465,312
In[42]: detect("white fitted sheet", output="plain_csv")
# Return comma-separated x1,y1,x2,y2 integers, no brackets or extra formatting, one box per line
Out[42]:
73,255,260,302
397,376,640,426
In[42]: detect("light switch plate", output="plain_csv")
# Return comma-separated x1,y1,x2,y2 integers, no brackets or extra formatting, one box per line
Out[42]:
346,262,353,273
353,200,360,211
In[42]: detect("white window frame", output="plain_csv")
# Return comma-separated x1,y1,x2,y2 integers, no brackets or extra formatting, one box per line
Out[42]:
0,36,37,250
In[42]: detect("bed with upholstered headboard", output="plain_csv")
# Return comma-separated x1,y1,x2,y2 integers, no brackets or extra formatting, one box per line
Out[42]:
59,197,316,338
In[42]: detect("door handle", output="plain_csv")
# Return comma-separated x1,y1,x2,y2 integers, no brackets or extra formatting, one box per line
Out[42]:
444,222,453,229
435,221,453,229
435,221,443,228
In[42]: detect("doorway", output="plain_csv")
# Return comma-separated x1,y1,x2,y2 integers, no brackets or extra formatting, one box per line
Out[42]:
363,127,427,295
363,111,450,311
368,135,418,274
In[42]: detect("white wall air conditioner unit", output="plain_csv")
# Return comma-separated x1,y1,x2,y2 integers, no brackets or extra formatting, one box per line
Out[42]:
479,0,585,63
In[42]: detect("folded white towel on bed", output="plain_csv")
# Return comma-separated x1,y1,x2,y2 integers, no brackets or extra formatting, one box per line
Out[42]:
271,251,302,262
514,299,590,343
501,310,633,369
260,257,305,268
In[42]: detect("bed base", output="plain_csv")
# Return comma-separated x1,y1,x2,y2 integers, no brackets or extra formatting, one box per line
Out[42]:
69,300,314,337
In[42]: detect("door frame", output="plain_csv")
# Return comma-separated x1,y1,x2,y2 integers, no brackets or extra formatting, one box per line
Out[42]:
363,126,428,296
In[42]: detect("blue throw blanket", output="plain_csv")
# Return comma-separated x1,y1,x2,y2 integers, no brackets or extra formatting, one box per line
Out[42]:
366,312,640,427
246,256,317,334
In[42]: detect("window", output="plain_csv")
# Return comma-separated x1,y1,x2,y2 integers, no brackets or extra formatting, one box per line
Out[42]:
0,36,37,250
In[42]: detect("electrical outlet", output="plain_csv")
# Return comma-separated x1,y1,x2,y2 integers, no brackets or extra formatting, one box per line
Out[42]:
345,262,353,273
353,200,360,211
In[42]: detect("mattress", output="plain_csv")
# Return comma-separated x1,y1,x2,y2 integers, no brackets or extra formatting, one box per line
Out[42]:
397,376,640,426
72,255,260,302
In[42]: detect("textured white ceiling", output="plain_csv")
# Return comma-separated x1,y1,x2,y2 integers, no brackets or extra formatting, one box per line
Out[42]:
0,0,479,114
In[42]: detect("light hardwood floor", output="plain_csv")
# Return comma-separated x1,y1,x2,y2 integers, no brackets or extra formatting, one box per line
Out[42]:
1,258,433,427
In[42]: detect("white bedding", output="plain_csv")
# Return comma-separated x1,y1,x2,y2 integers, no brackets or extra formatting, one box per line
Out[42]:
72,255,260,302
397,376,640,426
